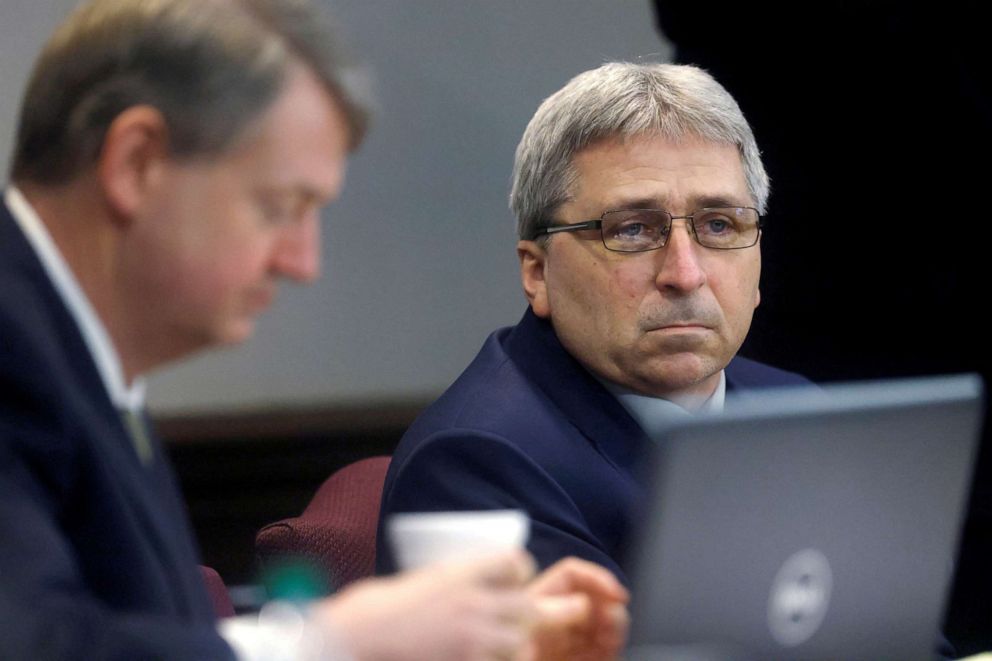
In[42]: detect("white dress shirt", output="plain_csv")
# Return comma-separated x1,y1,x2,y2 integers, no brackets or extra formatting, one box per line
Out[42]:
603,370,726,439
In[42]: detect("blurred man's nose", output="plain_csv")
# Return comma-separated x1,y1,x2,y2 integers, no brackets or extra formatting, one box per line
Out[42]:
272,212,321,283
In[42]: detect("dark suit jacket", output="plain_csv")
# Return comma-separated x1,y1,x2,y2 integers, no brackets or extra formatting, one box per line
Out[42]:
376,309,811,582
0,201,234,659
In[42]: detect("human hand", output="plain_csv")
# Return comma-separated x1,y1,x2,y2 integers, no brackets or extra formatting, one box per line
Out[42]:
521,557,629,661
314,550,537,661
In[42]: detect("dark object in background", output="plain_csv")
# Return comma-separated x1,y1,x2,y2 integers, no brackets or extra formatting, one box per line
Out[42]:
652,2,991,653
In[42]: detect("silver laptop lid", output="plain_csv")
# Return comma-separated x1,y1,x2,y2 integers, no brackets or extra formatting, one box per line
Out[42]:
625,374,983,661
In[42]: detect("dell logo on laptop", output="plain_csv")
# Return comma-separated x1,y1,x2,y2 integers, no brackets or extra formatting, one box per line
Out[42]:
767,548,833,647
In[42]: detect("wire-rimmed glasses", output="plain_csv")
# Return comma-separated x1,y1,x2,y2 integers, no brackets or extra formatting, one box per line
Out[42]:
533,207,762,252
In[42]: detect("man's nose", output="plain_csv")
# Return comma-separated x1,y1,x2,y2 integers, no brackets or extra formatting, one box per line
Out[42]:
654,218,707,293
272,212,321,283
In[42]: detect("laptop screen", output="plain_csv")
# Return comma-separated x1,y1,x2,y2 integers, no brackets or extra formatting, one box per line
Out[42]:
624,374,983,660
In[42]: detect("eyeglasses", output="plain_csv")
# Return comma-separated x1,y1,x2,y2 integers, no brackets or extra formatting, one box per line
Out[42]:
533,207,763,252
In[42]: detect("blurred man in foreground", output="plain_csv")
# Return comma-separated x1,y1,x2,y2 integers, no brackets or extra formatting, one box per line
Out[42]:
379,62,811,581
0,0,627,658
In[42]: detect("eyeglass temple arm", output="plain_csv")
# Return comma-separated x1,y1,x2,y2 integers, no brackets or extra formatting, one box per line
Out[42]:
537,220,602,237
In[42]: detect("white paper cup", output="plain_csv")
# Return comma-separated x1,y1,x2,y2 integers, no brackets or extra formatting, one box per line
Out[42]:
386,509,530,571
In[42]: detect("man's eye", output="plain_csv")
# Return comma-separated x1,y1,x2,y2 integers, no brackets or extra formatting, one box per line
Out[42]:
262,207,287,222
259,198,296,224
697,215,735,235
615,222,648,238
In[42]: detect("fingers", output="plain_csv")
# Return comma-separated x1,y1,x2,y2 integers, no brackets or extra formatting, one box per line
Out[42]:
436,585,536,661
533,594,590,629
478,588,539,629
445,592,535,661
595,601,630,651
468,624,529,661
318,561,541,661
531,592,627,645
530,557,629,603
528,558,631,660
440,550,537,589
526,599,630,661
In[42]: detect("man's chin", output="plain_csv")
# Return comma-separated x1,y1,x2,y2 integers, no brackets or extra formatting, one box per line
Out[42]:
214,317,257,348
627,352,725,399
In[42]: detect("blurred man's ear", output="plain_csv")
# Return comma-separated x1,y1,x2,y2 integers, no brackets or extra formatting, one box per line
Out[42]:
517,240,551,319
97,106,171,224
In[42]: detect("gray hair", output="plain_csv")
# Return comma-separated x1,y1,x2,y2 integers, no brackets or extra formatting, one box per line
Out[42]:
11,0,371,185
510,62,768,241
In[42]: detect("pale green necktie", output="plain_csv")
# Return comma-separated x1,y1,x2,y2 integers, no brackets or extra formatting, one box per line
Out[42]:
120,408,154,466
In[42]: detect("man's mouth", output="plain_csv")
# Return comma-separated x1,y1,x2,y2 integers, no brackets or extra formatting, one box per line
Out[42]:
649,322,711,332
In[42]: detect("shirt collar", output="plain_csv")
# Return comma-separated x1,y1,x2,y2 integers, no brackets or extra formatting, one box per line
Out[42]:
601,370,726,439
5,185,146,411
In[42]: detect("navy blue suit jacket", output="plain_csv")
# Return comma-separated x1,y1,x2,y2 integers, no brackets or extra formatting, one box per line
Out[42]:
0,201,233,659
377,309,811,582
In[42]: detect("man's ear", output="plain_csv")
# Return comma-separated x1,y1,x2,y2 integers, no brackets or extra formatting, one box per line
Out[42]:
517,240,551,318
96,106,170,224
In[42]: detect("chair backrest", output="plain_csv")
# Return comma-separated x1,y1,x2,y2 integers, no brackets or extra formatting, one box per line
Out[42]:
256,455,391,590
199,565,235,618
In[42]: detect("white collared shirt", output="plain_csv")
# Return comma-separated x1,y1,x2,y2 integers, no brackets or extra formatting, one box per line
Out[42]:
603,370,726,439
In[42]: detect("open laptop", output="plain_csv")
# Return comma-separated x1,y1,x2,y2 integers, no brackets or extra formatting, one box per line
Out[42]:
624,374,984,661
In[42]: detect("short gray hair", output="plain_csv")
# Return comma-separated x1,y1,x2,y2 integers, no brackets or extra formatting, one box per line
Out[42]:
510,62,768,241
11,0,371,185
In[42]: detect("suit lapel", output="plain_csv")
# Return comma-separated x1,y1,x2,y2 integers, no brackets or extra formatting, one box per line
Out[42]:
504,309,652,474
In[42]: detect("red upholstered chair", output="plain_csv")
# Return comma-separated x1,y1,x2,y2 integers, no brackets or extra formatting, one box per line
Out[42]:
200,565,235,618
256,456,391,590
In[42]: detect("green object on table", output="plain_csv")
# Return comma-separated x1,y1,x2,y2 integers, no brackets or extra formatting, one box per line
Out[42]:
260,558,331,603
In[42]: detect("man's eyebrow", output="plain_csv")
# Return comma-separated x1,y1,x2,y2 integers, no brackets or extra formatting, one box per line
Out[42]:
599,194,752,213
690,194,753,209
600,197,663,212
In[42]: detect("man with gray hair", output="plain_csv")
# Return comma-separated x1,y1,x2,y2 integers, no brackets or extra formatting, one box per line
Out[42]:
378,62,811,582
0,1,628,659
